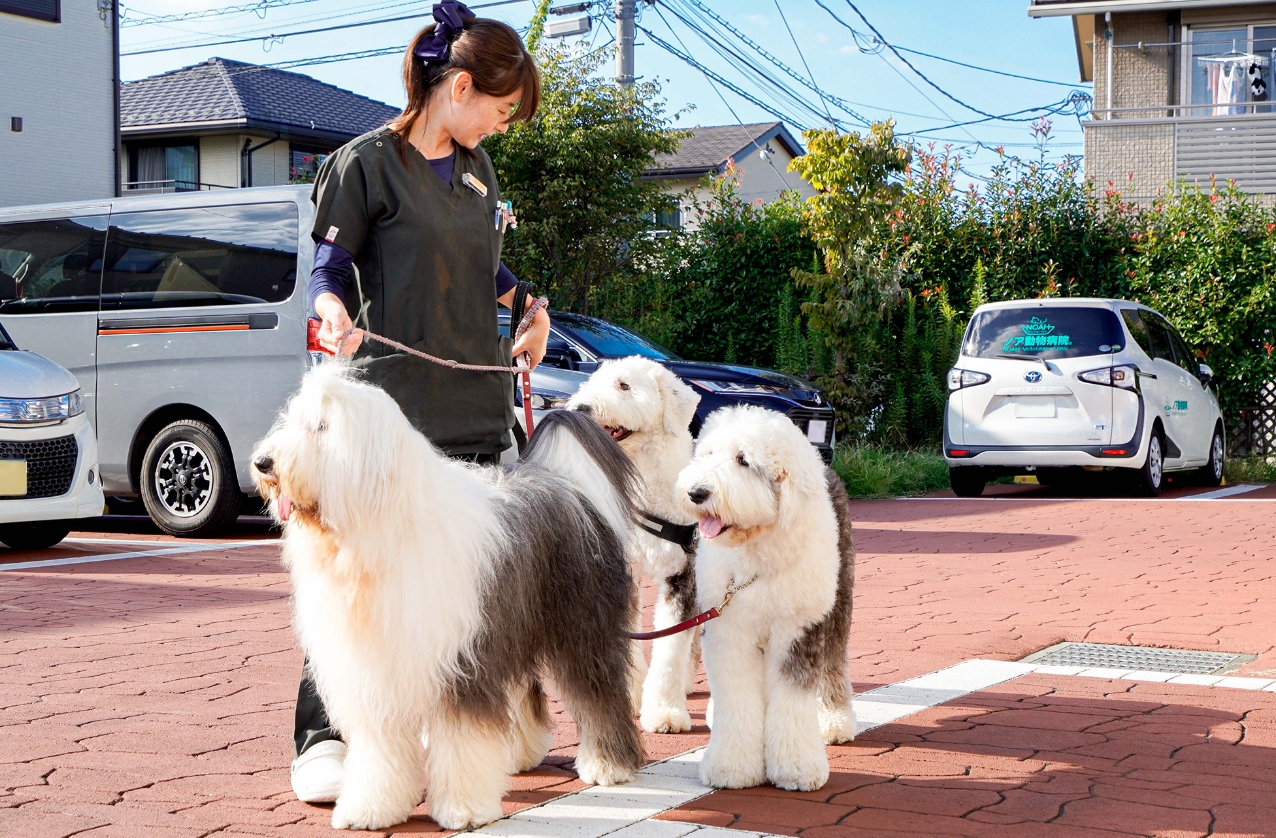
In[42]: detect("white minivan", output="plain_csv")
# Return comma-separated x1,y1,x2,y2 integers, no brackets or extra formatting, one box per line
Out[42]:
945,299,1225,497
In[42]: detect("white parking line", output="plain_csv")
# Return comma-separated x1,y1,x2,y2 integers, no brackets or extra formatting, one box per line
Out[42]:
471,659,1035,838
896,490,1273,502
0,540,269,572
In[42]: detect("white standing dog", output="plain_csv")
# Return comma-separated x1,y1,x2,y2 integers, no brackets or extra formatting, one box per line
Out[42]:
567,357,703,734
676,405,855,792
251,363,644,831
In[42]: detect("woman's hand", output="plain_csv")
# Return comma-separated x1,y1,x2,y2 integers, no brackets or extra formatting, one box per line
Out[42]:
512,305,549,370
314,293,362,356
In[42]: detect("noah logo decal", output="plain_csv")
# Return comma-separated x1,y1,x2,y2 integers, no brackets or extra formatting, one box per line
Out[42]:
1024,370,1043,384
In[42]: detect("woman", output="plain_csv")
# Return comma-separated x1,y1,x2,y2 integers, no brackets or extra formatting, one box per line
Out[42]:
291,2,548,803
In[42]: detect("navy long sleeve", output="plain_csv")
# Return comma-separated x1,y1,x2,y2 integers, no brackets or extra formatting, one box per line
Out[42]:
308,149,518,314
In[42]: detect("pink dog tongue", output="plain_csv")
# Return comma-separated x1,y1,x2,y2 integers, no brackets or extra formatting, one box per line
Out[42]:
278,495,292,522
698,516,724,539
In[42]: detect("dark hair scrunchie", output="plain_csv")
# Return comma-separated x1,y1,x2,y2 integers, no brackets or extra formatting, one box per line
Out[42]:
414,0,476,64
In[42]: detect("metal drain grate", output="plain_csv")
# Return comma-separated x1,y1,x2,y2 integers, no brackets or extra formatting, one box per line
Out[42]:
1021,642,1252,675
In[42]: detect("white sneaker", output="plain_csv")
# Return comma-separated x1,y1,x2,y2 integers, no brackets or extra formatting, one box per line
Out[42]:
291,739,346,803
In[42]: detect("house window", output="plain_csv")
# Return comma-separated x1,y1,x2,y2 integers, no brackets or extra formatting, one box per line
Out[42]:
0,0,59,22
127,142,199,192
290,147,330,184
1186,24,1276,115
655,206,682,230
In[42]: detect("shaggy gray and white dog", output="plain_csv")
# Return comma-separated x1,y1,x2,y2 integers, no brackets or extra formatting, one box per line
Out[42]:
251,362,644,831
567,357,703,734
676,405,855,792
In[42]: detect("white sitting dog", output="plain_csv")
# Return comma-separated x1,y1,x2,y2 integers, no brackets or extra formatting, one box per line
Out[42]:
567,356,703,734
251,363,644,831
676,405,855,792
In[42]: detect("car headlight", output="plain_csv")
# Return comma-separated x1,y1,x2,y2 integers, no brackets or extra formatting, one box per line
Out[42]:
530,393,570,410
0,389,84,424
689,379,783,396
946,369,991,391
1078,364,1139,391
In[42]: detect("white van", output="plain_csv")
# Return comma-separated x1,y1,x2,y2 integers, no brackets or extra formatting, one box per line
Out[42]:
945,299,1224,497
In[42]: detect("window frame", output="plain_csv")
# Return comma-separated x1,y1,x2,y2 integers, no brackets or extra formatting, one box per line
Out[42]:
126,138,201,193
1181,21,1276,115
0,0,59,23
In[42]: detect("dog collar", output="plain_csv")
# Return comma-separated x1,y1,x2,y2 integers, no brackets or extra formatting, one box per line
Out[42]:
638,511,697,553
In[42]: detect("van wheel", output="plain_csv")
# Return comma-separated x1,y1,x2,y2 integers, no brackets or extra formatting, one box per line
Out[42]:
949,467,987,498
140,420,241,537
1132,432,1164,497
0,520,73,551
1196,426,1225,487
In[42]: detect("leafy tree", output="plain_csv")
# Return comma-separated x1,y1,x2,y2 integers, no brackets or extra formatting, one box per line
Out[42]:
485,46,684,315
789,121,913,437
653,164,817,370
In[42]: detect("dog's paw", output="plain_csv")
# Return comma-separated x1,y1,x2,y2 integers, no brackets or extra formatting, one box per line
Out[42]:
575,753,637,787
820,701,857,745
699,748,765,789
767,754,830,793
429,796,504,831
331,796,412,831
640,702,692,734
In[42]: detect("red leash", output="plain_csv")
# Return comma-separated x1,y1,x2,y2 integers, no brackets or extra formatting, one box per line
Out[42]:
629,576,757,641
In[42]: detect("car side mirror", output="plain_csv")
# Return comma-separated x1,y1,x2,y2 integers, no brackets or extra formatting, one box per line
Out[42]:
1198,363,1214,385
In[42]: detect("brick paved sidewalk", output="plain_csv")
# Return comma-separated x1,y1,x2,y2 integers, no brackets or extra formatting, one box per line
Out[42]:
1,494,1274,837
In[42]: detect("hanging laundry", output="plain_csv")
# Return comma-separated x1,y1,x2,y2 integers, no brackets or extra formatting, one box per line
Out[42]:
1251,61,1268,101
1215,59,1246,115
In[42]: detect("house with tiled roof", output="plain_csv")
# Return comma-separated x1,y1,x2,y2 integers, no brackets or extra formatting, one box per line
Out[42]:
120,57,401,193
644,121,814,229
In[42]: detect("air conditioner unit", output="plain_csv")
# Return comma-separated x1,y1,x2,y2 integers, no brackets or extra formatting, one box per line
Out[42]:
546,15,591,38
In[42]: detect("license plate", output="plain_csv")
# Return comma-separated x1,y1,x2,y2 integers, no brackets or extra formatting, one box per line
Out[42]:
1014,397,1057,419
0,460,27,497
806,419,828,443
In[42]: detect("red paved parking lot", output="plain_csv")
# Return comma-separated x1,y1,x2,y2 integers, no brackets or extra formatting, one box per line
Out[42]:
1,485,1273,836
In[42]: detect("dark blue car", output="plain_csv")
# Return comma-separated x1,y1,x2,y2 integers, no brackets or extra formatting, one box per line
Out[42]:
499,311,837,461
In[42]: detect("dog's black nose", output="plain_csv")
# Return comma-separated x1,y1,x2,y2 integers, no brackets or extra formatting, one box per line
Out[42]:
688,487,711,504
253,455,274,474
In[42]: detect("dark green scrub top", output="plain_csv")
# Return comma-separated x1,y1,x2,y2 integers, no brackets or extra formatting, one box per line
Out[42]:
310,128,514,455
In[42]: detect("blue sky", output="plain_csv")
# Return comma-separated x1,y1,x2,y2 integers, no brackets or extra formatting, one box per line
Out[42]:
118,0,1086,180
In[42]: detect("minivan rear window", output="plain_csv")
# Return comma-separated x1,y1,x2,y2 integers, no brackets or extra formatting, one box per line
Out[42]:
965,307,1126,360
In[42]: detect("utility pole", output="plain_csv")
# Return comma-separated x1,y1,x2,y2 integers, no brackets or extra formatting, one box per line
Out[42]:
616,0,635,87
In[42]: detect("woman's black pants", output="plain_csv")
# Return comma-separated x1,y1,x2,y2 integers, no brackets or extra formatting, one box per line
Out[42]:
291,450,502,758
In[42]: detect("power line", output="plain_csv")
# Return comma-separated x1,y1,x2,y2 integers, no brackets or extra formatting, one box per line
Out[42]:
658,2,862,129
772,0,832,126
817,0,1064,122
893,45,1090,89
120,0,528,56
664,0,868,126
120,0,321,27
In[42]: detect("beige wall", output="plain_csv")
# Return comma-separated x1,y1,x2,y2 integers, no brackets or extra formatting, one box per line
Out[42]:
0,4,116,207
1084,121,1175,200
199,135,241,189
248,136,291,187
655,139,816,230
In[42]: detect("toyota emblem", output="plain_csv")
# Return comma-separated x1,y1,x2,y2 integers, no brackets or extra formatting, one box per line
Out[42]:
1024,370,1042,384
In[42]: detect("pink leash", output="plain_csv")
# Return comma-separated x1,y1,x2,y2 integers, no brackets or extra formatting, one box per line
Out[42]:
323,297,548,434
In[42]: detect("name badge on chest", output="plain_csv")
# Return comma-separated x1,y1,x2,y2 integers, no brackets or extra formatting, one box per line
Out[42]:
461,172,488,197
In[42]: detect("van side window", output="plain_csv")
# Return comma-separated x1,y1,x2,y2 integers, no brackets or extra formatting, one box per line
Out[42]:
1120,309,1152,354
1143,315,1176,362
0,216,108,314
101,203,297,310
1168,327,1198,372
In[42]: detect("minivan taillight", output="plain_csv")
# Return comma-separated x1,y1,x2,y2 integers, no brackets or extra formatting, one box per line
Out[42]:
307,318,334,356
1078,364,1138,391
947,368,991,391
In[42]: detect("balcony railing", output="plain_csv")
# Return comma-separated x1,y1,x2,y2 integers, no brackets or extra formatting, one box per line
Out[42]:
123,180,235,194
1085,108,1276,193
